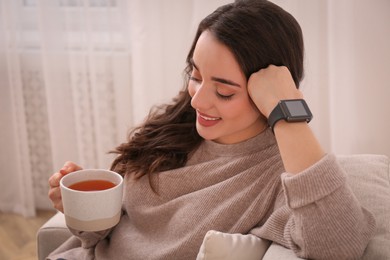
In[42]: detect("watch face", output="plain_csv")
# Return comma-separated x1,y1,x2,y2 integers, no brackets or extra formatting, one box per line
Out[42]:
281,99,312,121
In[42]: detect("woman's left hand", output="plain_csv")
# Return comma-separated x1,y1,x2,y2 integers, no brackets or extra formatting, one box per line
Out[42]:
247,65,303,117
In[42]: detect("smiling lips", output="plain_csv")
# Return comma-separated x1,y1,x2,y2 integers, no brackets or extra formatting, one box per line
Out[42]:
197,111,221,127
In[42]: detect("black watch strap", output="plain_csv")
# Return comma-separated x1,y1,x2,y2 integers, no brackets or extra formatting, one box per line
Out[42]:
267,99,312,133
268,102,285,132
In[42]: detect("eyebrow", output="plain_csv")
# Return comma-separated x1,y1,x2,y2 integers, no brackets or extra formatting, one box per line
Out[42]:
211,76,241,87
189,58,241,88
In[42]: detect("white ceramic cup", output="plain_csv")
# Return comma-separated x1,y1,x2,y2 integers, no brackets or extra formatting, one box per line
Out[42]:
60,169,123,232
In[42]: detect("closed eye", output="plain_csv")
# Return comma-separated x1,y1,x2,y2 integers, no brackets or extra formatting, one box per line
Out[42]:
189,76,201,83
216,92,234,100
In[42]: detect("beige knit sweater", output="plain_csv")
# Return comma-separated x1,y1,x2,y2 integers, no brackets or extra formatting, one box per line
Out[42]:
48,129,375,260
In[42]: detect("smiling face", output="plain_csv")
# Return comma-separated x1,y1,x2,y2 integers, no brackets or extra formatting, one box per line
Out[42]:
187,30,267,144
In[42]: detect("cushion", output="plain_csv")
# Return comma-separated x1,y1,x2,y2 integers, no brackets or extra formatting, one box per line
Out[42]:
338,154,390,259
263,242,303,260
196,230,271,260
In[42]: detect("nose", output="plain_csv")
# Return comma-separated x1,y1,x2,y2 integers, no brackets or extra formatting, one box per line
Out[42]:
189,82,213,111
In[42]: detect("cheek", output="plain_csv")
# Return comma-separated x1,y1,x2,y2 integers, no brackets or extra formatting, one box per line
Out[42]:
224,97,260,119
188,83,196,97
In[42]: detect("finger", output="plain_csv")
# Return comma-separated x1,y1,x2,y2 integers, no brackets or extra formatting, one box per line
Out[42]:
48,172,63,188
55,204,64,213
60,161,83,175
48,186,61,201
48,187,64,213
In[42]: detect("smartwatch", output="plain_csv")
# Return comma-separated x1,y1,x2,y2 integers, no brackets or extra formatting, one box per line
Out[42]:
267,99,313,132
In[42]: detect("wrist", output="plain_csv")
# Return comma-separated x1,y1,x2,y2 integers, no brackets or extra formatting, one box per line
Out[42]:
261,92,304,118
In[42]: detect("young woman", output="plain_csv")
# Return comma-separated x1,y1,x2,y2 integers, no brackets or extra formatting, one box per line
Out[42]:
48,1,375,259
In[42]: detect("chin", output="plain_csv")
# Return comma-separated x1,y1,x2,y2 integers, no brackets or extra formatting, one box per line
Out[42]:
196,126,217,141
197,132,215,141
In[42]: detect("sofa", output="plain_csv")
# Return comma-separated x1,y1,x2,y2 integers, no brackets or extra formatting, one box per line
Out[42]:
37,154,390,260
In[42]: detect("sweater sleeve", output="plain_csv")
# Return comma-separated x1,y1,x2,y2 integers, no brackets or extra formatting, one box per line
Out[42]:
65,208,125,248
253,154,376,260
68,227,112,248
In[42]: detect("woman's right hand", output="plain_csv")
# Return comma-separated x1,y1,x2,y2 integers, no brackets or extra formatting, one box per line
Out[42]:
48,161,83,213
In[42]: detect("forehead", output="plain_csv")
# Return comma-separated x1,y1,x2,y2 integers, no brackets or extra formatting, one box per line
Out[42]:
192,30,243,76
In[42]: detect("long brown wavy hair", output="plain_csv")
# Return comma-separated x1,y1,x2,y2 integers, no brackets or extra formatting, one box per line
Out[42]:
110,0,304,180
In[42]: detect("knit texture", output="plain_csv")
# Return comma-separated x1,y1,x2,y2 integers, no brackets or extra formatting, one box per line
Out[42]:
48,129,375,260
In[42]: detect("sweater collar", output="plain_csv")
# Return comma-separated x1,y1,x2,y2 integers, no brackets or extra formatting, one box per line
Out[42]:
201,128,276,157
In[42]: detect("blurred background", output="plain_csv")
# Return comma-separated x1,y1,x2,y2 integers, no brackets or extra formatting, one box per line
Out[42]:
0,0,389,219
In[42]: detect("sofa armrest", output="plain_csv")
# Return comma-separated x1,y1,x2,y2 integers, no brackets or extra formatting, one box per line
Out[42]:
36,212,72,260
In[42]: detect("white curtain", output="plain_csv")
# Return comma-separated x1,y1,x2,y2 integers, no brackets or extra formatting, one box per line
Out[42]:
273,0,390,156
0,0,389,217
